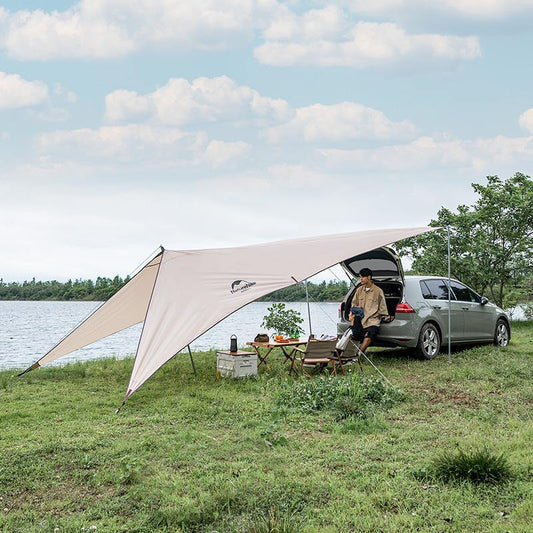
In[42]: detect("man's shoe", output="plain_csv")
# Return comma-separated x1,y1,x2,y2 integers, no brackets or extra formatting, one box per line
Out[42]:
343,359,358,366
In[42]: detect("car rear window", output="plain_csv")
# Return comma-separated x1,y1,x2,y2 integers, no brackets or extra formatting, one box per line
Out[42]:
420,280,432,298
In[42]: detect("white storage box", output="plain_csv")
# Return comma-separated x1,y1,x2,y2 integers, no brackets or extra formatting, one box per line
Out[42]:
217,350,257,378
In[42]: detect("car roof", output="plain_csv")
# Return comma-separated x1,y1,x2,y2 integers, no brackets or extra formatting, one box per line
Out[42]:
404,275,461,283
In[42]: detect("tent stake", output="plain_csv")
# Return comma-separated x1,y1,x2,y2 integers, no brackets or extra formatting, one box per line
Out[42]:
187,345,197,376
17,361,40,377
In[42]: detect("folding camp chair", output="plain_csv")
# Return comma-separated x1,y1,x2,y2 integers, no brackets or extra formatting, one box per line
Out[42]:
292,339,338,377
332,330,364,373
331,342,363,373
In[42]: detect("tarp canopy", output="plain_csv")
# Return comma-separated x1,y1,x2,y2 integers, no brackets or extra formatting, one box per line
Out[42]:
23,226,436,401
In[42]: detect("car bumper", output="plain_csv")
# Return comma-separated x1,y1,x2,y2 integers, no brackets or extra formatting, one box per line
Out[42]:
337,318,419,349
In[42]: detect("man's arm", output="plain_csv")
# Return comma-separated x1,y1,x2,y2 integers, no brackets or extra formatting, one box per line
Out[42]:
377,289,389,317
352,286,360,307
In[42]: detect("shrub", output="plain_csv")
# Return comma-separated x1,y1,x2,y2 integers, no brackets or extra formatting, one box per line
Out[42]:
278,373,404,419
431,446,512,484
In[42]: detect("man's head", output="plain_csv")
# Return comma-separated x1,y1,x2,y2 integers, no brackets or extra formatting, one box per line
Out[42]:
359,267,373,286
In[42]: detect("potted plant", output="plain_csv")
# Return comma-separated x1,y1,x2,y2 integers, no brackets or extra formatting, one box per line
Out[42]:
261,303,305,339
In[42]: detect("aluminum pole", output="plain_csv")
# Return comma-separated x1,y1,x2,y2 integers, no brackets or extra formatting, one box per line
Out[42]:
187,345,197,376
305,280,313,338
447,226,451,364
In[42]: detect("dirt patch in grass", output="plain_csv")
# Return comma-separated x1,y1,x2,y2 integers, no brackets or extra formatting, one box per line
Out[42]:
8,482,119,516
403,377,479,407
427,388,479,407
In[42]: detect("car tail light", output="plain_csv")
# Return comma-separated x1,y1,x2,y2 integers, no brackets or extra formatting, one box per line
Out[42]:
396,302,415,313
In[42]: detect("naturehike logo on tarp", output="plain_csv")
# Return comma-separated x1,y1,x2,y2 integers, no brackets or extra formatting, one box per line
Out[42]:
230,280,256,294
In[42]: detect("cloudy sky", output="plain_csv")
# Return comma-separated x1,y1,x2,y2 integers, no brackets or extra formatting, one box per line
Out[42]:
1,0,532,282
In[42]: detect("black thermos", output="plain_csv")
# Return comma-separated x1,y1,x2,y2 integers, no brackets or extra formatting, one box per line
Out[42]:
230,334,238,352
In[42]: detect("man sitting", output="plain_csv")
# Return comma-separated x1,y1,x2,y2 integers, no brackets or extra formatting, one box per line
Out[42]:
350,267,389,353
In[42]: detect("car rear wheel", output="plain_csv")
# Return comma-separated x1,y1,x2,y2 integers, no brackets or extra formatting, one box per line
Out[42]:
416,323,441,359
494,319,510,347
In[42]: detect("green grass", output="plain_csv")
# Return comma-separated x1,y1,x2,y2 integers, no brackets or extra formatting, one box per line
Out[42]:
1,322,532,532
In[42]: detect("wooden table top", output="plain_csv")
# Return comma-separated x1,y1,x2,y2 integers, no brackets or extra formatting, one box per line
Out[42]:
246,339,306,348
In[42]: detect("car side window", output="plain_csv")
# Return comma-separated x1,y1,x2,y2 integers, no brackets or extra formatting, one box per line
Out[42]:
424,279,455,300
449,281,481,303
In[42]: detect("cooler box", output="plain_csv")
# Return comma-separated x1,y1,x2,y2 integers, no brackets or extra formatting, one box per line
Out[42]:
216,350,257,378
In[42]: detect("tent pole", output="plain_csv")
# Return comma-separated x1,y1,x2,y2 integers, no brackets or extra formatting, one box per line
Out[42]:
447,226,451,364
305,280,313,338
187,345,197,376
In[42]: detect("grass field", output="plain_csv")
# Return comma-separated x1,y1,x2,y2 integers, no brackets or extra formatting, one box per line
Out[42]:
1,322,532,532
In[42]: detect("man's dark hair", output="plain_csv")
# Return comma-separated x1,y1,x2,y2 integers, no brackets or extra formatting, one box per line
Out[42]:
359,267,373,278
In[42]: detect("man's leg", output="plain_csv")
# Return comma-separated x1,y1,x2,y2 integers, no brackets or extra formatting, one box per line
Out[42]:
360,335,372,353
360,326,379,353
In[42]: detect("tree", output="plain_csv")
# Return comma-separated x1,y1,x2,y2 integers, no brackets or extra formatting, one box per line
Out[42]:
396,173,533,307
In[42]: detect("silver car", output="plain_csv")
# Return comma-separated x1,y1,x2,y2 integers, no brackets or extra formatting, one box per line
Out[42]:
337,247,511,359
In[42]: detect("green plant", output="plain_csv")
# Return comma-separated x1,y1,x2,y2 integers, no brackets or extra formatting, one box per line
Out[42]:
261,303,304,336
248,507,303,533
260,421,288,447
431,446,512,484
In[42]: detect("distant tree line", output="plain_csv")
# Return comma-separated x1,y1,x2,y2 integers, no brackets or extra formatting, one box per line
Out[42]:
0,276,130,301
257,280,351,302
0,277,351,302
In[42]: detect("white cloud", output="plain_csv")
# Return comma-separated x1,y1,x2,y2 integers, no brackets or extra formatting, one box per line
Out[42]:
320,134,533,172
53,84,78,103
265,102,416,143
0,71,48,109
0,0,281,60
105,76,293,126
519,108,533,133
263,5,346,41
203,140,251,167
255,21,481,67
0,1,487,66
38,125,208,162
0,6,135,60
347,0,533,19
37,124,252,168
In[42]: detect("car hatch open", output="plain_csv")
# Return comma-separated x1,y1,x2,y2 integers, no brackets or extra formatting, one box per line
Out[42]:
340,246,405,282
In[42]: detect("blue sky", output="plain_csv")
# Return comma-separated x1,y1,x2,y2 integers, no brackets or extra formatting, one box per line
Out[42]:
1,0,532,281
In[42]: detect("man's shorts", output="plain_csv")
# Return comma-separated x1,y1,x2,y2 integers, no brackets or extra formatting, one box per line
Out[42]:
352,325,379,342
362,325,379,340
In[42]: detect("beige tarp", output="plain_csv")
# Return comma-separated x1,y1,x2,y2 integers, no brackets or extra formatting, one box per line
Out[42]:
23,227,436,401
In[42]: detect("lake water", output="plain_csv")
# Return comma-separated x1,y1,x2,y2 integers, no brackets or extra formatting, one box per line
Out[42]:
0,301,340,371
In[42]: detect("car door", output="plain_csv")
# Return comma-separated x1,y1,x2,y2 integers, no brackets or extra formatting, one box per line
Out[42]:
421,279,464,341
448,280,493,341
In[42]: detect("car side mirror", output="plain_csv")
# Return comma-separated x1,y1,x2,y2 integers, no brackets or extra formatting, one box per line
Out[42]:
480,296,488,305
